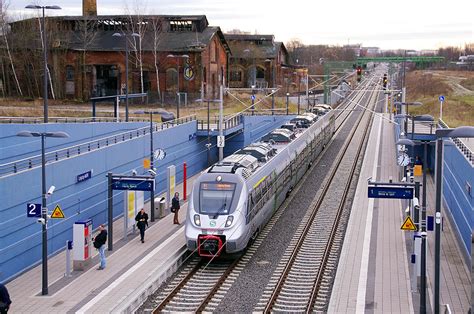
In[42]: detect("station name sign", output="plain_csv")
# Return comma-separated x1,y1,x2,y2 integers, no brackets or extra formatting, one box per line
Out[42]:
77,170,92,183
368,186,414,199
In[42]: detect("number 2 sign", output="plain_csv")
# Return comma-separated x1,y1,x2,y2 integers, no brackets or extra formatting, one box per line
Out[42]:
27,203,42,217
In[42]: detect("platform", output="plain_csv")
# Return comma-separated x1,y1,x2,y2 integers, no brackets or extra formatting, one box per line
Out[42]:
3,175,195,313
328,114,471,313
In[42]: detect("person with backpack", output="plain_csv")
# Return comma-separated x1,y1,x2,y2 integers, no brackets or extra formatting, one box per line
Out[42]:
135,208,149,243
93,224,107,270
171,192,181,224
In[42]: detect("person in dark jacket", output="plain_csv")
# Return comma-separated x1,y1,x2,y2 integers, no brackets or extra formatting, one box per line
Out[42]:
93,224,107,270
135,208,149,243
172,192,181,224
0,282,11,313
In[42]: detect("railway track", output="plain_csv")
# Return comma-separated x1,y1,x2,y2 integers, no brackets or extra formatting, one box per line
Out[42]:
256,82,380,313
144,76,380,313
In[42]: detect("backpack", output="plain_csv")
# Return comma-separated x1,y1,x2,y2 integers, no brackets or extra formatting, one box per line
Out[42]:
93,239,101,249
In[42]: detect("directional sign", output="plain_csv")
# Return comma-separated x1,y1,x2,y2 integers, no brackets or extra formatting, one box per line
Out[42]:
51,205,65,219
251,94,256,101
438,95,445,102
401,216,417,231
112,178,154,191
27,203,42,217
368,186,414,199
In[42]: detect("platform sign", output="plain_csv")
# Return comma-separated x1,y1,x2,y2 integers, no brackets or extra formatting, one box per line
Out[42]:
217,135,225,148
111,178,154,191
401,216,417,231
368,186,414,199
27,203,42,217
76,170,92,183
51,205,65,219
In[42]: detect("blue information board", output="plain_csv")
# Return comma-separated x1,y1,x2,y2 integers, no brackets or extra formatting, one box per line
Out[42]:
111,178,154,191
368,186,414,199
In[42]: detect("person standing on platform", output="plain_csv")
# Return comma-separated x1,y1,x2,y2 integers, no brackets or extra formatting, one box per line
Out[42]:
93,224,107,270
0,282,11,313
172,192,181,224
135,208,149,243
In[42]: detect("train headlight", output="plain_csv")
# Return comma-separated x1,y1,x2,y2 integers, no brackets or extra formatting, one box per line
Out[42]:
194,214,201,226
225,215,234,227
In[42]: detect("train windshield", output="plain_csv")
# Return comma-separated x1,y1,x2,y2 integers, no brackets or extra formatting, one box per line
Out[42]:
199,182,236,215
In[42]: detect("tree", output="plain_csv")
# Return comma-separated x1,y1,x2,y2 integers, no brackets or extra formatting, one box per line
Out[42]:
149,16,163,100
0,0,23,96
76,16,98,99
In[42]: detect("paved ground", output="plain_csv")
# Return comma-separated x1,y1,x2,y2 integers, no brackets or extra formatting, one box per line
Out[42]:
329,113,471,313
4,175,196,313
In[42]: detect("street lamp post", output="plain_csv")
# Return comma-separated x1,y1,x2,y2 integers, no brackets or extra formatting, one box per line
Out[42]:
16,130,69,295
113,32,140,122
25,4,61,123
134,110,162,221
286,92,290,115
433,126,474,314
396,114,435,314
167,54,189,119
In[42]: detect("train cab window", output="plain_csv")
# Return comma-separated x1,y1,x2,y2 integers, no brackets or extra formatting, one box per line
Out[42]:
199,182,236,216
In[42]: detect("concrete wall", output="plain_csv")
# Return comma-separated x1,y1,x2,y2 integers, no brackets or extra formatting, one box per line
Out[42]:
442,142,474,259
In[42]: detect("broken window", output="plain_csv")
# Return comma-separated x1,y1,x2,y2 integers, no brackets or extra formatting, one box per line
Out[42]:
170,20,193,32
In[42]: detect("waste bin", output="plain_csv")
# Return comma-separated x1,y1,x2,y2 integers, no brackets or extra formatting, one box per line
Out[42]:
156,197,166,218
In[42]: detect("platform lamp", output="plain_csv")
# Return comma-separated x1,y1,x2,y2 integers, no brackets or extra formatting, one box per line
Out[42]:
17,130,70,295
433,126,474,314
25,4,62,123
112,32,140,122
397,114,435,314
166,54,189,119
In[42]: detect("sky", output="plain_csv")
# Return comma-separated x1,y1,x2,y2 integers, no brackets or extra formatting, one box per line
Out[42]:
8,0,474,51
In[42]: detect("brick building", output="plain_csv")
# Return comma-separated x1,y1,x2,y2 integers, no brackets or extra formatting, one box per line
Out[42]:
6,12,230,102
225,34,290,89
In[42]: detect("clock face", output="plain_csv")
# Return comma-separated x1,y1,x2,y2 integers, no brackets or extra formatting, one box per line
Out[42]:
397,153,410,166
154,149,166,161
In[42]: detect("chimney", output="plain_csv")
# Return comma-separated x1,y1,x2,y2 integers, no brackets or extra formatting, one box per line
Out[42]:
83,0,97,16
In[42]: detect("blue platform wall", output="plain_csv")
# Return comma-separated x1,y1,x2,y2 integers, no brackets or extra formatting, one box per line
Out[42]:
224,115,294,155
0,122,147,164
442,143,474,258
0,115,290,282
0,121,206,282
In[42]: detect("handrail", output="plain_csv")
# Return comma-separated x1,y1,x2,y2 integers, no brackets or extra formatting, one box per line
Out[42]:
0,116,150,124
0,115,196,177
438,119,473,165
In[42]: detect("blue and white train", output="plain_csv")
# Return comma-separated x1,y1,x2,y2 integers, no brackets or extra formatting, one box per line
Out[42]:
185,110,336,257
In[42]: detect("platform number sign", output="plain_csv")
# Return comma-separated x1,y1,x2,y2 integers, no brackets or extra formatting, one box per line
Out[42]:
217,135,225,148
27,203,42,217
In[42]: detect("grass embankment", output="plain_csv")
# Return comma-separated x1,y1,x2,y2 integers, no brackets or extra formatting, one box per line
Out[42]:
405,70,474,127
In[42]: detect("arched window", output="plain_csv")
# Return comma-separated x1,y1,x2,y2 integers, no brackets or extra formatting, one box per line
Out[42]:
256,66,265,79
166,68,177,92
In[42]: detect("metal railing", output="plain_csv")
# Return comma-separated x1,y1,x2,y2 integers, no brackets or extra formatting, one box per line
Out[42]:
197,114,243,131
439,119,473,165
0,115,196,177
0,116,150,124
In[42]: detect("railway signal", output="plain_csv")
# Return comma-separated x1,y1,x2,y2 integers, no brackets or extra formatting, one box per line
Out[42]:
356,66,362,82
383,74,388,89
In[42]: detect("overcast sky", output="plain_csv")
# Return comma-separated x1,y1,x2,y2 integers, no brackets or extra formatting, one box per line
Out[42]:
8,0,474,50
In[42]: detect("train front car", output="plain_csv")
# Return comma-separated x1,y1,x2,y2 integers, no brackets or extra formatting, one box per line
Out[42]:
185,170,249,258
